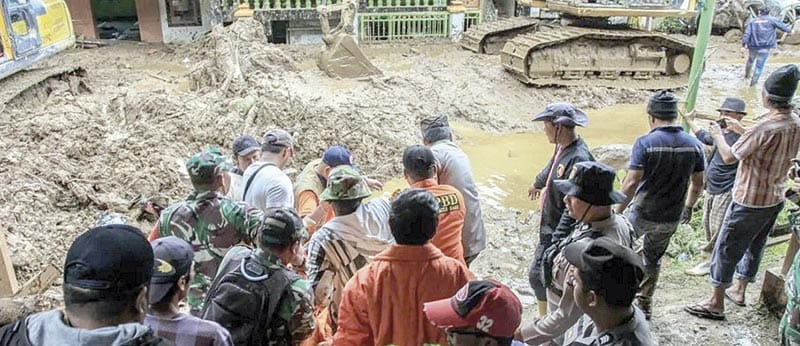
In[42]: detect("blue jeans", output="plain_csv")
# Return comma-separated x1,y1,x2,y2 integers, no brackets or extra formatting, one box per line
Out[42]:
710,201,783,288
745,48,770,86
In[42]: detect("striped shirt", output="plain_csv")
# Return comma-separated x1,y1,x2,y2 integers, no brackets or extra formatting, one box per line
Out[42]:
145,313,232,346
732,110,800,207
305,199,393,325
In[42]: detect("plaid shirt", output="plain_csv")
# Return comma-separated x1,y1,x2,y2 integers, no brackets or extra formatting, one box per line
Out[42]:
732,110,800,208
145,313,232,346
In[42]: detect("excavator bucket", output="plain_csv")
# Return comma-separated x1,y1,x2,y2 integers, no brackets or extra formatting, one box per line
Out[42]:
318,34,382,79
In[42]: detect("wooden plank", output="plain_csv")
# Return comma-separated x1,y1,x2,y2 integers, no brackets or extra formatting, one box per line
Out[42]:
14,263,60,297
0,231,19,296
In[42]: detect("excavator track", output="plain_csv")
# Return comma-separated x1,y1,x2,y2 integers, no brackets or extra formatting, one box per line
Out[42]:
460,17,540,54
500,26,695,89
0,65,86,105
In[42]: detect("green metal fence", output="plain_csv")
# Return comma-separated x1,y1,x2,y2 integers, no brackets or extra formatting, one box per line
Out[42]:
359,12,450,41
365,0,446,8
464,9,481,31
229,0,342,11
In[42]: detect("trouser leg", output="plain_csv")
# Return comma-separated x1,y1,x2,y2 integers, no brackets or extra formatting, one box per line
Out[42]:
528,234,553,301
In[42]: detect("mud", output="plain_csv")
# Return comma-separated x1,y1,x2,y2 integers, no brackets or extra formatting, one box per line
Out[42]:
1,18,799,343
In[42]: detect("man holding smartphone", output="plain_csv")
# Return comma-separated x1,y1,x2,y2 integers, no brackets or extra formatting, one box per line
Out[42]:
684,97,747,276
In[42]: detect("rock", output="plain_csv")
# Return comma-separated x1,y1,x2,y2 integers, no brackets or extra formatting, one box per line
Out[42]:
591,144,633,171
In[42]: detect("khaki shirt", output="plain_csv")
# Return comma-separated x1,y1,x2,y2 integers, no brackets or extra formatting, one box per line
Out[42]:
520,214,635,345
563,307,654,346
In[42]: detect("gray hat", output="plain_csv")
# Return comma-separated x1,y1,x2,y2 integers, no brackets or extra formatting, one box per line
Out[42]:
717,97,747,115
420,114,450,132
263,129,294,149
532,102,588,127
647,90,679,119
233,135,261,157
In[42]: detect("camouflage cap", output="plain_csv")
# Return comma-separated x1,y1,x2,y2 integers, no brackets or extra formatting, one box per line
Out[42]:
186,147,233,185
319,165,371,201
259,208,308,247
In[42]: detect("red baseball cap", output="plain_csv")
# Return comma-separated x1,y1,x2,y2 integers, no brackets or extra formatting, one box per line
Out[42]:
423,279,522,337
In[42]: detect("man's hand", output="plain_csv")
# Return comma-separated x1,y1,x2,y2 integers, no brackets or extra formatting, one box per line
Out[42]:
709,121,723,138
365,178,384,190
529,183,542,201
291,243,307,268
741,45,747,52
684,109,697,122
680,206,693,224
725,118,746,135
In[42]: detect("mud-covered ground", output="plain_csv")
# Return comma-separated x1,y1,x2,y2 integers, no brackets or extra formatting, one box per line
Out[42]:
2,20,800,344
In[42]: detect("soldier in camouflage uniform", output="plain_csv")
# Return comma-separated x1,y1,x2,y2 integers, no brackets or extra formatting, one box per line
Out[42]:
204,208,315,345
154,147,263,313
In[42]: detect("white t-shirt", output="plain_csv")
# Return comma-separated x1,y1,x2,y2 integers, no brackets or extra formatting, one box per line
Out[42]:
226,172,244,202
242,161,294,211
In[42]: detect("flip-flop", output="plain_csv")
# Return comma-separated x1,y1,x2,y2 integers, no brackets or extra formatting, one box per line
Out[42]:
684,303,726,320
724,291,747,307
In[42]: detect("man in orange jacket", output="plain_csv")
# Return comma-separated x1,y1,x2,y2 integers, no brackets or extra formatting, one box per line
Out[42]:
333,189,473,346
403,144,466,264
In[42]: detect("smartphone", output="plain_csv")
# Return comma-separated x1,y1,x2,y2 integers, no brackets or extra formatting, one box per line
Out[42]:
716,118,728,129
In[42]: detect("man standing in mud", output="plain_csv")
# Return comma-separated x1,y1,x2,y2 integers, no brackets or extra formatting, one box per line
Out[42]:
527,102,594,317
686,65,800,321
742,6,793,86
421,114,486,267
616,90,706,320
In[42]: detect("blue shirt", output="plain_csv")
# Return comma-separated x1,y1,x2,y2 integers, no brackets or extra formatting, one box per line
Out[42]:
628,126,705,223
696,129,741,195
742,15,792,50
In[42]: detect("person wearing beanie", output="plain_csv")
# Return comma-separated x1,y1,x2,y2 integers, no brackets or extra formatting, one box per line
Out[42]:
616,90,706,320
742,6,793,86
294,145,383,236
421,113,487,267
333,189,473,346
227,135,261,202
145,237,232,346
687,64,800,321
203,208,314,345
684,97,748,277
516,162,634,345
0,225,171,345
152,148,263,314
527,102,595,317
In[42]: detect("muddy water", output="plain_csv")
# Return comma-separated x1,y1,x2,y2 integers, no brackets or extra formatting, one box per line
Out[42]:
378,104,650,210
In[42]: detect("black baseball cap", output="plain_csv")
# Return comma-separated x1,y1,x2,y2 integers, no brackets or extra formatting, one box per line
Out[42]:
233,135,261,157
259,208,308,247
402,144,436,172
563,237,644,306
647,90,679,119
149,236,194,304
64,225,154,292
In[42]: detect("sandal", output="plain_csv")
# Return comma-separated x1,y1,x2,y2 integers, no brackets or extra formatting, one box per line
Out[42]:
684,303,725,320
724,291,746,307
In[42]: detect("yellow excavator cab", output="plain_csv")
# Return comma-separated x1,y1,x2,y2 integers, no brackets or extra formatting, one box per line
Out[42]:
0,0,75,80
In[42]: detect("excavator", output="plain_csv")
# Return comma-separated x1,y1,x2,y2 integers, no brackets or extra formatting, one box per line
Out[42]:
316,0,382,78
463,0,697,89
0,0,77,104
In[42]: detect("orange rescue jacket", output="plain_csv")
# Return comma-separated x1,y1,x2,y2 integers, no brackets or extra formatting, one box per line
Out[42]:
333,243,473,346
411,179,466,265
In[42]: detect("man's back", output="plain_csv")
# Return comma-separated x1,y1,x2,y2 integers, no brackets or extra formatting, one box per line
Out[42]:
744,15,792,50
629,126,705,222
242,161,294,211
731,112,800,207
145,313,231,346
430,140,486,258
333,243,472,346
412,179,466,263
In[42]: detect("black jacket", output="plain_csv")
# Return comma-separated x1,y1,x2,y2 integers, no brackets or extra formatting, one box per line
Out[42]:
534,138,595,241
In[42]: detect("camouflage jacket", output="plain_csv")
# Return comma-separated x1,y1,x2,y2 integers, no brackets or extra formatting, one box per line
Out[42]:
254,250,315,344
157,190,263,312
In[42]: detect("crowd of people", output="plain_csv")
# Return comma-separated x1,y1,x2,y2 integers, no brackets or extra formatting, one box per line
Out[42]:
0,57,799,345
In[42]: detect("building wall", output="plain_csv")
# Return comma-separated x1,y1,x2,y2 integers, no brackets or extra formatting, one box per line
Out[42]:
65,0,97,39
136,0,164,42
158,0,211,43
